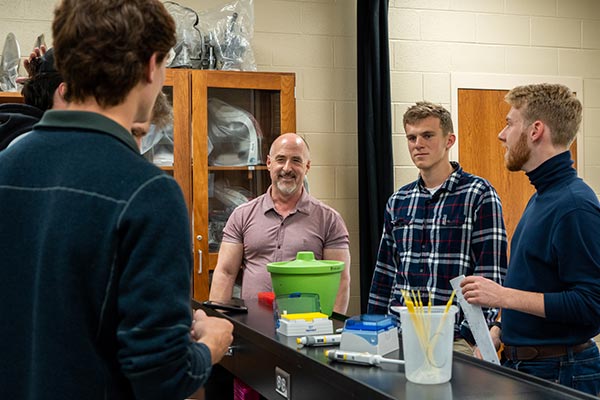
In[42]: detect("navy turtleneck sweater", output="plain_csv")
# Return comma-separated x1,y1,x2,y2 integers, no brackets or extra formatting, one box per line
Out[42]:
503,151,600,346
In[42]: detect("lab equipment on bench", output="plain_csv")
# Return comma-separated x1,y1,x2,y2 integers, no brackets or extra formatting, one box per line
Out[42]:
326,350,405,367
296,334,341,347
396,290,458,385
276,312,333,337
450,275,500,365
339,314,399,356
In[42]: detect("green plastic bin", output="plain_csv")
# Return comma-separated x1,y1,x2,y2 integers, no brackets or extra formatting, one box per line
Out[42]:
267,251,344,316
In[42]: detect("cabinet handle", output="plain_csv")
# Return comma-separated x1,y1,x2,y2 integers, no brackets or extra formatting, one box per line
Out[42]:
196,235,203,241
198,250,203,274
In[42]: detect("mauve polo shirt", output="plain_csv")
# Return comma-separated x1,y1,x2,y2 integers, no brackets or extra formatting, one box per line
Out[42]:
221,186,349,299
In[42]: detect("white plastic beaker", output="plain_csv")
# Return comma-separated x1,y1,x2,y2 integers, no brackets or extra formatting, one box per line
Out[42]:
398,305,458,384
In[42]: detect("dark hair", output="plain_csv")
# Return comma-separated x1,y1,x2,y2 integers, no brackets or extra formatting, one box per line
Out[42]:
21,72,62,110
403,101,454,135
20,48,62,111
52,0,176,107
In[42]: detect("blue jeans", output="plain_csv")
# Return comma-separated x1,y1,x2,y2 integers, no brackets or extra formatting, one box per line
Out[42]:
503,344,600,396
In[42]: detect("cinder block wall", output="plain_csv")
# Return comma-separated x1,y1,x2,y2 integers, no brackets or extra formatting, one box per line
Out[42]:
1,0,599,315
388,0,600,195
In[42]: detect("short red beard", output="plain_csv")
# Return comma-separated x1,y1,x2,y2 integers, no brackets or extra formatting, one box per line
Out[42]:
505,130,531,172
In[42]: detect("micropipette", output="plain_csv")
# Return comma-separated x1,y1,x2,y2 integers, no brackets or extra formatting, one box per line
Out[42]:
326,350,405,366
297,334,342,347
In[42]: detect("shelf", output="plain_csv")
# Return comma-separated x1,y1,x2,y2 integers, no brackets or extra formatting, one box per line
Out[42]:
208,165,268,171
0,91,24,104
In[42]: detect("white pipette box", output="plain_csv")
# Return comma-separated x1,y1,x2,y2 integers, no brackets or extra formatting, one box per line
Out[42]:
276,312,333,337
339,314,399,356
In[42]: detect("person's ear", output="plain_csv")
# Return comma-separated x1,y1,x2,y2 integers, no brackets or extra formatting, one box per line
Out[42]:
57,82,67,97
530,120,545,142
53,82,68,110
446,133,456,149
146,53,159,84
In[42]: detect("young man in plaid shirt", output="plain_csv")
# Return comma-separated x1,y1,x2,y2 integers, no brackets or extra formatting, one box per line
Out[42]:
368,101,507,354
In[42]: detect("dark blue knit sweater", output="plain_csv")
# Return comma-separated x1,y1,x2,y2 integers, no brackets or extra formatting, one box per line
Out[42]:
0,110,211,399
503,151,600,346
0,103,43,150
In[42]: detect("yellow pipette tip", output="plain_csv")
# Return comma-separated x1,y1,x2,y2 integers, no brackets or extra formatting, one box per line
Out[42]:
444,290,456,313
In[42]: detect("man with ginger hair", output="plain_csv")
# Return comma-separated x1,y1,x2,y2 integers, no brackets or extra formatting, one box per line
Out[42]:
461,83,600,395
0,1,232,399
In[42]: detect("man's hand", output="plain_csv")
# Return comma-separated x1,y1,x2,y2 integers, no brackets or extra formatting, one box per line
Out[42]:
462,275,546,318
191,309,234,365
24,46,47,76
490,324,502,351
473,326,502,360
460,275,505,308
16,45,47,84
472,324,502,359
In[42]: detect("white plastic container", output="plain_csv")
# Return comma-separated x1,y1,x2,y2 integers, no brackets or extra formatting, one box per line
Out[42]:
397,305,458,384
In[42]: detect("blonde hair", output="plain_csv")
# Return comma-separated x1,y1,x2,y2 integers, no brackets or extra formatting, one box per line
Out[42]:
151,91,173,130
505,83,582,146
403,101,454,135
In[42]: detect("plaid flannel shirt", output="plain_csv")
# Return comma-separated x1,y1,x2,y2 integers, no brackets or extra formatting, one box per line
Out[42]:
368,163,507,337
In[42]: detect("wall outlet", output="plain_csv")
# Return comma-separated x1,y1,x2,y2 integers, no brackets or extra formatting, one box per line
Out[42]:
275,366,291,399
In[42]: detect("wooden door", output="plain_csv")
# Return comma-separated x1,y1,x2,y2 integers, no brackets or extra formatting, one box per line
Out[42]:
458,89,577,250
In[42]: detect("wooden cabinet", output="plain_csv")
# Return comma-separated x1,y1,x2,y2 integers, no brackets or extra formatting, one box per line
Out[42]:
160,69,296,301
0,92,24,104
162,69,193,208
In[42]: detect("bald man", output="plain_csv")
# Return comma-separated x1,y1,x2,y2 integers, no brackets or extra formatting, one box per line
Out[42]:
209,133,351,314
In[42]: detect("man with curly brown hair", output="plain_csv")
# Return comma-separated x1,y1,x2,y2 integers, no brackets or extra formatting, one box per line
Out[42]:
0,1,233,399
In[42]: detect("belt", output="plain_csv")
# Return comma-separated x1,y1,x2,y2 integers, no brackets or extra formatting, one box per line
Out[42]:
504,340,595,361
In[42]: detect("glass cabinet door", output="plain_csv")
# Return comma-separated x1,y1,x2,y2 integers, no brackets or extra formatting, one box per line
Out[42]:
141,85,174,167
206,86,281,253
143,69,192,210
192,71,295,300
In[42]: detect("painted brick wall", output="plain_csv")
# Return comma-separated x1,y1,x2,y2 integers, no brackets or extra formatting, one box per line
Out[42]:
389,0,600,196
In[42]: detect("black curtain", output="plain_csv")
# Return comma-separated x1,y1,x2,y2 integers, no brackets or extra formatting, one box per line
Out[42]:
357,0,394,313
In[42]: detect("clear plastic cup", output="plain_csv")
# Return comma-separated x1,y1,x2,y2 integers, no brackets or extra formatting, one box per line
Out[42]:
398,305,458,384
